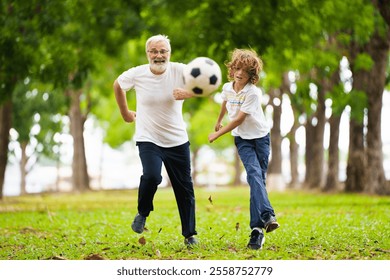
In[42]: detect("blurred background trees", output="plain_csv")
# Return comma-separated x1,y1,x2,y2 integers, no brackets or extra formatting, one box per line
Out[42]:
1,0,389,199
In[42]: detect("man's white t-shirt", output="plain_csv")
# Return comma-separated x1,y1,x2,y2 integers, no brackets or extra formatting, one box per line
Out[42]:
221,82,270,139
117,62,188,147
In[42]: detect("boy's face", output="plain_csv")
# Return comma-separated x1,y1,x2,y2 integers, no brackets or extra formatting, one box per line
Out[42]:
233,64,251,85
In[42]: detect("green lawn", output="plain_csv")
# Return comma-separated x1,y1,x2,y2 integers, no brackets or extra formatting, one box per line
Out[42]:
0,187,389,260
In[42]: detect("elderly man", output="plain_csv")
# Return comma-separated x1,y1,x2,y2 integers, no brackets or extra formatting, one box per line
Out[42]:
113,34,197,246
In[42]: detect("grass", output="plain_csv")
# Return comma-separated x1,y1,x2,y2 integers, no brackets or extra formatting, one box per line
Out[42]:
0,186,389,260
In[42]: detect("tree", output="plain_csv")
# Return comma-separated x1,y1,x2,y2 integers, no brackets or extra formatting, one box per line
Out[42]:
0,0,65,199
10,81,64,194
324,74,346,192
365,0,390,194
345,0,390,194
38,0,145,192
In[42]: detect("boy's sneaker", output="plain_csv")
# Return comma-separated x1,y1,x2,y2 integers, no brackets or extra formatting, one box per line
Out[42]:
184,236,198,247
247,228,265,250
264,216,280,233
131,213,146,234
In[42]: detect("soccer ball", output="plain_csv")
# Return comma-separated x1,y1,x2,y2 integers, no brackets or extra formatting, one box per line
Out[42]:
183,57,222,97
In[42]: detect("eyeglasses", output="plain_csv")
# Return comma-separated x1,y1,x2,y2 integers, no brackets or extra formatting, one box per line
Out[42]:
147,49,170,55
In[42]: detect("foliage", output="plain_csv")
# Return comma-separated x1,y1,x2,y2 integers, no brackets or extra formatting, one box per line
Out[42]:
11,80,66,160
0,188,389,260
348,90,368,122
0,0,64,103
1,0,390,196
352,53,375,72
90,40,146,148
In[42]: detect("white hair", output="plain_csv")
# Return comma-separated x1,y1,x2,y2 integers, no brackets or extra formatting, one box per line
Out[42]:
145,34,171,52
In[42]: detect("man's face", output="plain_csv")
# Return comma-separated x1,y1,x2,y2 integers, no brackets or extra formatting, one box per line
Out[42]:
147,40,170,74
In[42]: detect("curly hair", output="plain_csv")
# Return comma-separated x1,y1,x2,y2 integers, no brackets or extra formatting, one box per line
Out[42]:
226,49,263,84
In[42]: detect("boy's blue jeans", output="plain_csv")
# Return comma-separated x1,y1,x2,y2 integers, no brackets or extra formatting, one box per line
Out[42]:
235,134,275,229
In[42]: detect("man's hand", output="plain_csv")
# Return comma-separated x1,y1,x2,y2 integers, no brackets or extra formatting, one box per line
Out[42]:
122,110,136,123
173,88,195,100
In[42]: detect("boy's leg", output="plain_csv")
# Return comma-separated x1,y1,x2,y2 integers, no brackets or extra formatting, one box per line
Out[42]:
253,135,279,232
235,136,275,229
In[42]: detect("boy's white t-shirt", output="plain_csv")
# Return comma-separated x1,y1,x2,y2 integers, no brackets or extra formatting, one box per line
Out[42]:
117,62,188,147
221,82,270,139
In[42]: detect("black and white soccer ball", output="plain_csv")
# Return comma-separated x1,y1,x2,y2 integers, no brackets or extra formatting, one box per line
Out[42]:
183,57,222,97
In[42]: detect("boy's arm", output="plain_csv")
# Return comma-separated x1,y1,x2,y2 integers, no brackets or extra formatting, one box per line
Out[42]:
208,110,247,143
214,101,227,131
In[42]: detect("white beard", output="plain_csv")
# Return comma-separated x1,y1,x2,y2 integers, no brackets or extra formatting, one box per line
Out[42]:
150,63,167,73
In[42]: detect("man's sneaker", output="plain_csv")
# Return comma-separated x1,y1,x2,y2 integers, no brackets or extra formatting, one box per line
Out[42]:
264,216,280,233
184,236,198,247
247,228,265,250
131,213,146,234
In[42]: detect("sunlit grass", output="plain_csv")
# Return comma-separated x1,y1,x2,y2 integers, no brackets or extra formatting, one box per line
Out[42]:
0,187,389,260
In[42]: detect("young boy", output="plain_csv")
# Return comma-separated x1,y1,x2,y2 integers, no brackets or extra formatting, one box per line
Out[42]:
208,49,279,250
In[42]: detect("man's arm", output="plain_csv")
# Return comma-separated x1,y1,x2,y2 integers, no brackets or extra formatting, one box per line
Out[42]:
113,79,136,123
173,88,195,100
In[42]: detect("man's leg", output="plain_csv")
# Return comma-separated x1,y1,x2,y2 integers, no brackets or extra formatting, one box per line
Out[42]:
163,142,197,239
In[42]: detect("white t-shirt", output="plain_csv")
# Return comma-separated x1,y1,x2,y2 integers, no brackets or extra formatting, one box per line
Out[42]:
117,62,188,147
221,82,270,139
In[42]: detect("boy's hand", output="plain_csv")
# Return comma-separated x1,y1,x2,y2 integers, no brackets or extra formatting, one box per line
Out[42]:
208,132,219,143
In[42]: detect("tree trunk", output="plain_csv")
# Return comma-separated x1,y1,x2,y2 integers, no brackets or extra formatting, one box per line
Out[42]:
321,70,342,192
268,88,282,174
287,119,300,189
364,30,389,194
19,142,28,195
284,72,300,189
313,79,327,189
345,1,390,194
345,41,369,193
267,88,284,191
69,89,90,192
0,100,12,200
304,117,314,188
305,81,326,189
55,158,60,192
324,114,341,192
345,118,366,192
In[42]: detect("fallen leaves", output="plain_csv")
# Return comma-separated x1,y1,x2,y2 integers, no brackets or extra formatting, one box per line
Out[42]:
84,253,105,260
46,256,67,260
138,236,146,245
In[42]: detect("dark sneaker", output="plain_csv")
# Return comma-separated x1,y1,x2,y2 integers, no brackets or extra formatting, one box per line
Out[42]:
184,236,198,247
131,213,146,234
264,216,280,233
247,228,265,250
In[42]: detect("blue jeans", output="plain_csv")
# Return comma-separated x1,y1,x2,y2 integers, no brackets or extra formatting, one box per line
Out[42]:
136,141,197,238
235,134,275,229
